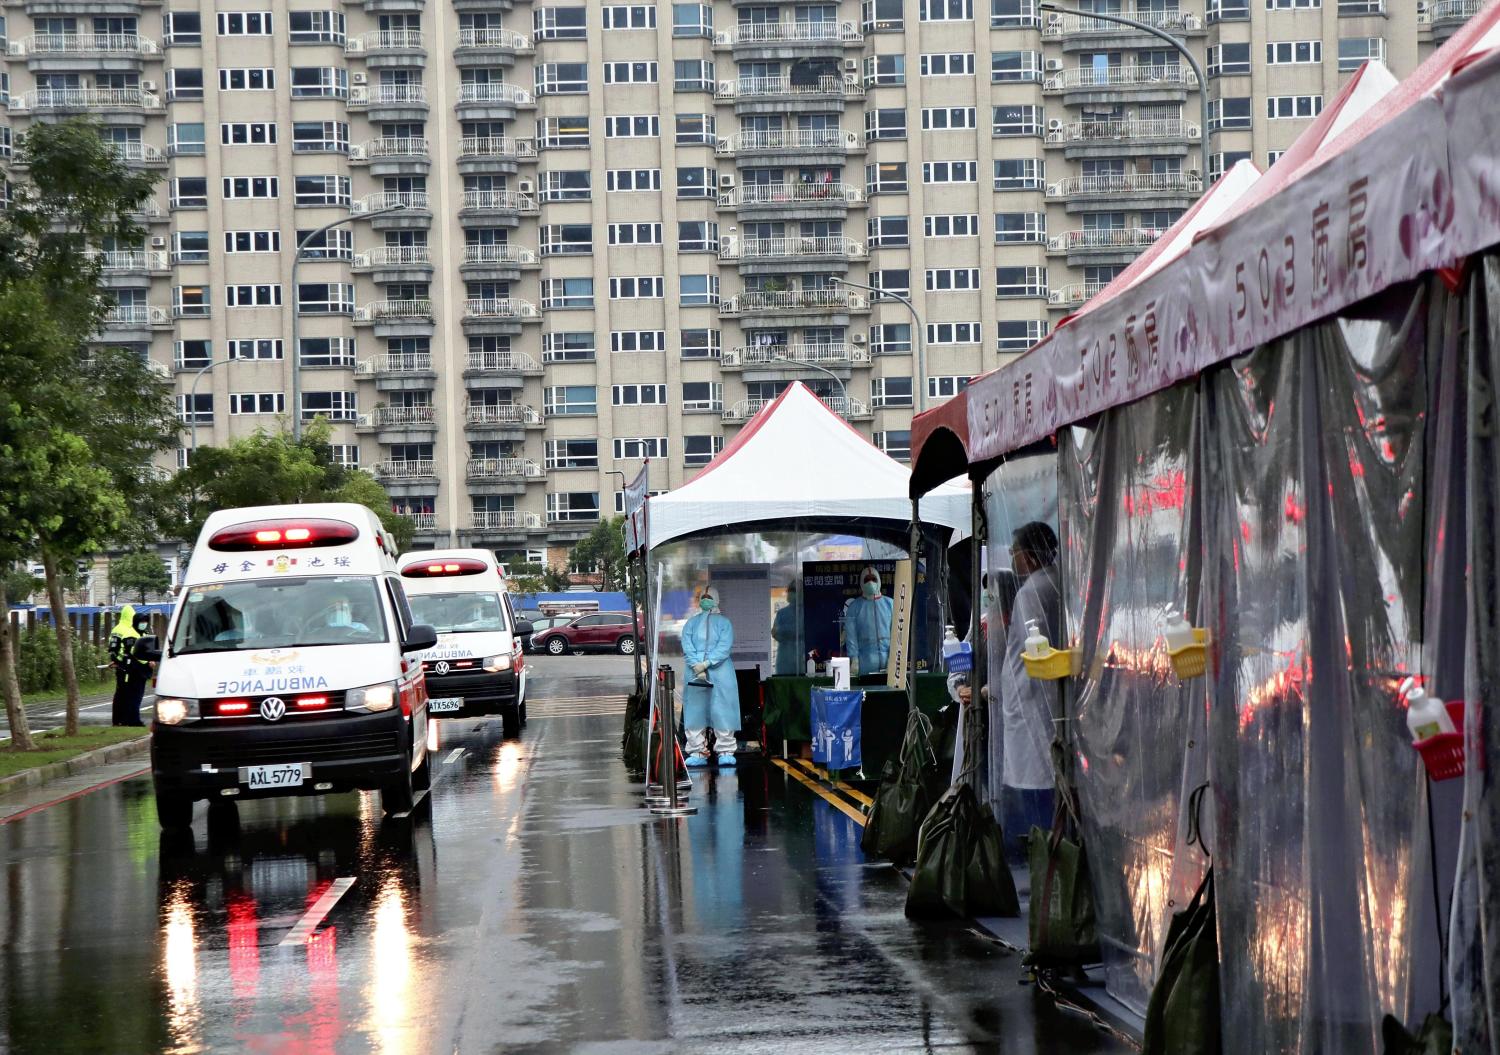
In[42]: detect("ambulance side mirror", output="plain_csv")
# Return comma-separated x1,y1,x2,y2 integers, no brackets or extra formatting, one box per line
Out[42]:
403,624,438,653
514,620,534,636
133,636,162,662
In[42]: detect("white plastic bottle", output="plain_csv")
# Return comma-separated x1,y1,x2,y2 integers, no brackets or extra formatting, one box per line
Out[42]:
1164,611,1196,653
806,652,818,677
1401,677,1456,741
1024,618,1049,659
942,626,962,669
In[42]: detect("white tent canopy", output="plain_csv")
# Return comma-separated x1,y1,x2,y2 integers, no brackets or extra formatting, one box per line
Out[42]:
645,383,972,551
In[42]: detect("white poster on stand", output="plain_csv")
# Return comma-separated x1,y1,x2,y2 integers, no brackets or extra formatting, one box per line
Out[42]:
709,563,772,671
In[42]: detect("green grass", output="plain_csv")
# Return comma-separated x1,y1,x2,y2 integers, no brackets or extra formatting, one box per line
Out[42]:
0,725,148,780
19,677,114,708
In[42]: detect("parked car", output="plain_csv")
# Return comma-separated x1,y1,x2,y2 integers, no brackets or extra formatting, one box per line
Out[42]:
535,612,638,656
522,615,575,653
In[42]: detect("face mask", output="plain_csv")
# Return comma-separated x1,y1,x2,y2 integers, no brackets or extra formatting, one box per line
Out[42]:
700,597,717,612
862,581,879,598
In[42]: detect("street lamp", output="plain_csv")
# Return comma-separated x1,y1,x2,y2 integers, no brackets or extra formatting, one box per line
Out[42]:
1037,3,1209,163
187,357,234,454
828,276,927,413
769,353,849,406
290,203,406,441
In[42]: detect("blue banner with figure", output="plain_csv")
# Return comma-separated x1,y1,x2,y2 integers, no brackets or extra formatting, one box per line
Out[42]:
811,688,863,770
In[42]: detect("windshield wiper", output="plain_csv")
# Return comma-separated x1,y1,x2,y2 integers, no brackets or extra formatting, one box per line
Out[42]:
174,644,249,655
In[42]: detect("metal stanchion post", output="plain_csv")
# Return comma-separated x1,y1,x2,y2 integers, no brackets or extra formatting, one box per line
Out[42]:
650,664,696,817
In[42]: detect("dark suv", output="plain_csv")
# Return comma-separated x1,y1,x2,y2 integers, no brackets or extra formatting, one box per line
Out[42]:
536,612,638,656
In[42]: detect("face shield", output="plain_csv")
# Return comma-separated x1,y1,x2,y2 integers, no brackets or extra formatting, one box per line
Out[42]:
700,585,720,611
860,566,881,599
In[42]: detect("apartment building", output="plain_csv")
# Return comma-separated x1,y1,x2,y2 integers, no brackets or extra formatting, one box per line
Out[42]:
0,0,1479,559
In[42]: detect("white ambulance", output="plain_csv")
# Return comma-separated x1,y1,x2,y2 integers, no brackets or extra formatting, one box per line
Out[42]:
397,549,531,736
149,503,437,830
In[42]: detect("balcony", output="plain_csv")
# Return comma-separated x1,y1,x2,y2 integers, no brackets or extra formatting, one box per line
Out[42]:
461,244,538,269
18,32,158,57
463,298,541,321
356,351,434,377
395,511,438,531
1429,0,1482,36
716,74,864,102
720,181,865,209
1046,171,1203,211
350,83,429,115
721,343,869,369
464,403,544,428
354,245,433,270
351,137,429,162
354,300,435,323
466,457,544,481
459,189,538,218
717,128,862,161
373,460,437,482
465,510,542,534
1043,64,1198,94
458,135,537,162
1045,119,1200,158
455,83,533,118
722,235,865,263
347,29,425,54
9,87,161,113
720,289,868,317
1042,9,1204,42
1049,282,1107,307
97,249,169,274
363,405,437,429
717,21,862,46
724,395,870,423
1048,228,1164,263
99,304,168,329
465,348,543,377
351,191,431,226
455,27,533,54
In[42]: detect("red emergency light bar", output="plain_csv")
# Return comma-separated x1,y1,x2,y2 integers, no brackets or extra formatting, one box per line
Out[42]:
217,700,251,715
401,557,489,578
208,518,360,552
295,696,330,710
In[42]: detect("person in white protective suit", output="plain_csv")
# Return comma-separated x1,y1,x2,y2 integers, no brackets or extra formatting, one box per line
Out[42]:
681,584,740,768
997,521,1062,862
842,565,895,675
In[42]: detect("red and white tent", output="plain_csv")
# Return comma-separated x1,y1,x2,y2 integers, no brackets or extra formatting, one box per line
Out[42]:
646,383,971,550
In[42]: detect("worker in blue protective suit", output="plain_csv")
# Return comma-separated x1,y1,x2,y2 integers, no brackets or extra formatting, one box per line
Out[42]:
771,579,802,676
681,584,740,767
842,565,895,675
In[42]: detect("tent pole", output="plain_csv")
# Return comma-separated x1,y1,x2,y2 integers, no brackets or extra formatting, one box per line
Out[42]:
629,555,645,699
970,488,986,794
908,497,921,716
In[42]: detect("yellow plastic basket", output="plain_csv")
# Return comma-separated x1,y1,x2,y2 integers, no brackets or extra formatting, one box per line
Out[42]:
1168,628,1209,680
1023,646,1079,681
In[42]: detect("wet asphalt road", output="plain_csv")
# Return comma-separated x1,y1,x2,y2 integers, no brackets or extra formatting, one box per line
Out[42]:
0,656,1129,1054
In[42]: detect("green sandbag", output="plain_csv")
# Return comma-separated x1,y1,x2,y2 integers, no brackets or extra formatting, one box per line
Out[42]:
869,710,941,864
1142,868,1221,1055
966,802,1020,917
906,783,1020,919
861,759,899,855
1026,825,1100,967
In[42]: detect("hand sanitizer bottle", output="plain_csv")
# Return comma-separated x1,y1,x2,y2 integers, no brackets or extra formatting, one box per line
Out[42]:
1024,619,1048,659
806,651,818,677
1401,677,1456,742
942,626,962,669
1164,611,1196,653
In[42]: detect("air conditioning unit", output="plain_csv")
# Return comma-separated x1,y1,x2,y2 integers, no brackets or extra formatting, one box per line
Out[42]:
517,178,534,194
851,333,867,345
140,79,157,92
719,173,736,189
351,71,367,85
150,235,167,248
1044,59,1064,72
843,58,858,72
1047,118,1064,131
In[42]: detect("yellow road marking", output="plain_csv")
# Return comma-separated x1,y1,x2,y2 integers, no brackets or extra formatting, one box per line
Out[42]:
785,758,875,807
772,758,866,826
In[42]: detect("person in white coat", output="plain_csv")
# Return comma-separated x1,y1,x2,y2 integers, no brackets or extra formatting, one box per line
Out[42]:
681,584,740,767
997,522,1062,861
842,566,895,675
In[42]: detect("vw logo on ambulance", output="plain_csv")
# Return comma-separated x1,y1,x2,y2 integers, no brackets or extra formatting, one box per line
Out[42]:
259,697,287,722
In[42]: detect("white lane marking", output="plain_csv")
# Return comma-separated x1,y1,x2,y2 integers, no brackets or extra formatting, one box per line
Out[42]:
279,877,356,946
443,748,466,765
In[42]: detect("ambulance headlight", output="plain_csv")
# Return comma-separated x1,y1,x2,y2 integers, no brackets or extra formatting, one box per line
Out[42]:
156,698,197,725
483,654,512,673
347,682,397,713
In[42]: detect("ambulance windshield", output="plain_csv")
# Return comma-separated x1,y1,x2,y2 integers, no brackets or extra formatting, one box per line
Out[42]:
171,576,388,654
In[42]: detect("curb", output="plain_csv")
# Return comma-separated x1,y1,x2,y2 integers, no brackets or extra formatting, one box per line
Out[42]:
0,734,151,799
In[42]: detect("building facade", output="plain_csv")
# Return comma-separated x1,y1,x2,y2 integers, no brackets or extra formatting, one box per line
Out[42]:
0,0,1479,559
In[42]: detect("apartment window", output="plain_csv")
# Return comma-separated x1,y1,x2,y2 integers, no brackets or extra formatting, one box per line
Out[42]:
924,268,984,292
542,332,596,362
606,168,662,192
221,122,276,146
992,0,1040,27
676,113,715,145
865,108,907,141
1338,0,1383,12
534,6,588,40
996,266,1047,298
223,230,280,253
177,394,213,425
678,221,719,253
926,322,983,345
540,224,594,255
545,385,599,415
1267,95,1324,119
928,376,970,400
921,53,974,77
167,68,204,100
998,319,1047,353
614,437,667,460
608,222,663,246
603,61,658,84
535,63,589,94
992,51,1042,83
994,158,1044,190
164,11,202,45
602,5,655,28
681,329,721,359
995,212,1047,244
994,105,1044,137
1267,150,1287,167
922,161,977,184
547,493,600,523
1208,43,1252,76
871,377,914,408
219,68,275,91
172,231,209,263
289,11,345,44
871,269,911,297
172,285,210,318
229,392,285,415
922,107,978,131
866,161,908,194
167,123,205,156
612,383,667,406
1208,0,1251,18
684,435,724,465
672,3,714,37
538,116,591,148
1265,0,1319,7
294,175,350,206
681,382,722,410
610,276,665,299
1208,151,1252,181
542,277,594,309
295,283,354,314
871,324,912,355
603,115,659,138
865,54,906,87
1267,41,1322,65
301,391,357,422
1338,38,1384,72
674,59,716,92
925,214,980,238
920,0,973,20
545,439,599,470
541,170,591,201
228,338,284,360
680,275,720,306
290,66,347,98
293,228,351,260
222,176,279,199
1209,98,1252,130
170,178,209,209
175,340,212,368
875,430,912,460
611,330,667,353
868,215,910,248
678,168,717,198
217,12,273,35
293,121,349,153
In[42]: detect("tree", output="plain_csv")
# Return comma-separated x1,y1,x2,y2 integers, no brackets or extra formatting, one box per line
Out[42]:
110,551,171,604
1,566,40,606
571,517,628,593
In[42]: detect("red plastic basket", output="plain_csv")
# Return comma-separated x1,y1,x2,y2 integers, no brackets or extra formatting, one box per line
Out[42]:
1414,701,1466,782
